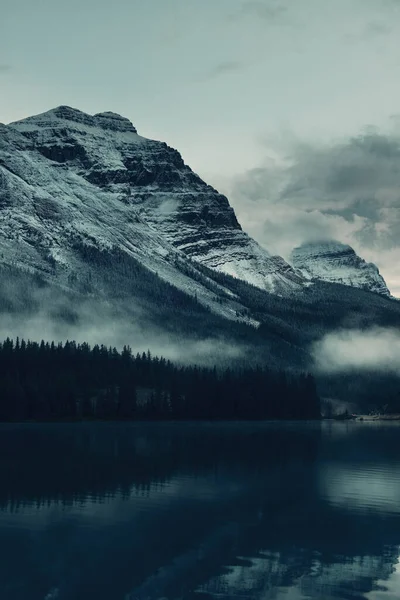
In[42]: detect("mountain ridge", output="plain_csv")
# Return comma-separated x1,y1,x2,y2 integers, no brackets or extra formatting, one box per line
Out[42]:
3,105,391,297
5,105,304,296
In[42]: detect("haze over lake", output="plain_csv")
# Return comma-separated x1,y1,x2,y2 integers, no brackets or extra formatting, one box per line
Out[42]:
1,421,400,600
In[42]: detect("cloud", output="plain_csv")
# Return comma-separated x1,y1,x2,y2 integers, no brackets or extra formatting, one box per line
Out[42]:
364,21,392,37
344,20,392,44
227,127,400,295
237,0,287,20
0,65,10,72
203,60,246,80
312,327,400,374
380,0,400,8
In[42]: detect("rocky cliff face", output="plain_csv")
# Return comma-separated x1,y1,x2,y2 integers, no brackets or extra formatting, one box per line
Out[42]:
290,241,390,296
0,105,303,296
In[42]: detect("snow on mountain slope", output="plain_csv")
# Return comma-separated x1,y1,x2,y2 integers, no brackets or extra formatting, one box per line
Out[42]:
290,241,390,296
2,106,303,296
0,119,262,324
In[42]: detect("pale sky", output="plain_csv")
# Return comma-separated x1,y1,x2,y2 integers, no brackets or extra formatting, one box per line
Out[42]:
2,0,400,294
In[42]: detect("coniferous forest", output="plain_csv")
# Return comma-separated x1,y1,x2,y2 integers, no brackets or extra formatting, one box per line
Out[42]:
0,338,321,422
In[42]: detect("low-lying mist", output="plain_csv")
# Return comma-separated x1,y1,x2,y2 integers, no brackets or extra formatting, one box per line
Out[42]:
0,265,248,368
0,300,244,368
313,327,400,375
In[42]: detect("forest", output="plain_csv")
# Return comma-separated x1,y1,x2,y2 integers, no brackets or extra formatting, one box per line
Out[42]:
0,338,321,422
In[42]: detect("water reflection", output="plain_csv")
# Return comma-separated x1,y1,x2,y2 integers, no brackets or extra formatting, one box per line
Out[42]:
0,422,399,599
200,551,400,600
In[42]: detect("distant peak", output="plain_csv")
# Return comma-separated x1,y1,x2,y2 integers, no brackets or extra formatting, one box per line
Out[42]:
290,239,390,296
11,105,138,134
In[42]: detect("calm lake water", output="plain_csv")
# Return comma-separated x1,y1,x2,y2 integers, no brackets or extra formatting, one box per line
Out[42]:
1,422,400,600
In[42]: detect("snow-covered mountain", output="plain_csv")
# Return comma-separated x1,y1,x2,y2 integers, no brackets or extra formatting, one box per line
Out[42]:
1,106,400,401
0,105,303,304
290,241,390,296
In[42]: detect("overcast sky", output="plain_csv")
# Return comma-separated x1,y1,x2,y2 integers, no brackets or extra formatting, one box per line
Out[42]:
2,0,400,295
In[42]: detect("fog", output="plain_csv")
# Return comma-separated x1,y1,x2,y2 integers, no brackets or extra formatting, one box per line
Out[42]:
0,311,244,367
313,327,400,374
0,279,244,368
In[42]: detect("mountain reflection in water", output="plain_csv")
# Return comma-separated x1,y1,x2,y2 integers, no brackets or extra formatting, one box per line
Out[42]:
0,421,399,600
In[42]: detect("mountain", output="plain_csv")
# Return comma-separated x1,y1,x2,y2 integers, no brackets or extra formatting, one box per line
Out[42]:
1,106,400,406
290,241,390,296
0,105,302,297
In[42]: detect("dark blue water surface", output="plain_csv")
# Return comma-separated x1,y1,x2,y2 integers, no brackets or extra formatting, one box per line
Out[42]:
1,421,400,600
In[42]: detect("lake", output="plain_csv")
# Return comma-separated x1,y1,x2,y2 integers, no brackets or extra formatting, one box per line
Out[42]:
1,421,400,600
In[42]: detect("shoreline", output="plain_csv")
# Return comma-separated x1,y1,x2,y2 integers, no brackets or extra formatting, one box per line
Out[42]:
353,414,400,421
328,414,400,422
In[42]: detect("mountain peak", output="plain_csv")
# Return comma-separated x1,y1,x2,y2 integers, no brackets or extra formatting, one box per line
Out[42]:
290,240,390,296
93,111,137,134
12,105,94,128
11,106,138,135
292,240,354,256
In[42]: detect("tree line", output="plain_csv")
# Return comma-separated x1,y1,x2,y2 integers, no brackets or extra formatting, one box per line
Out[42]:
0,338,321,422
